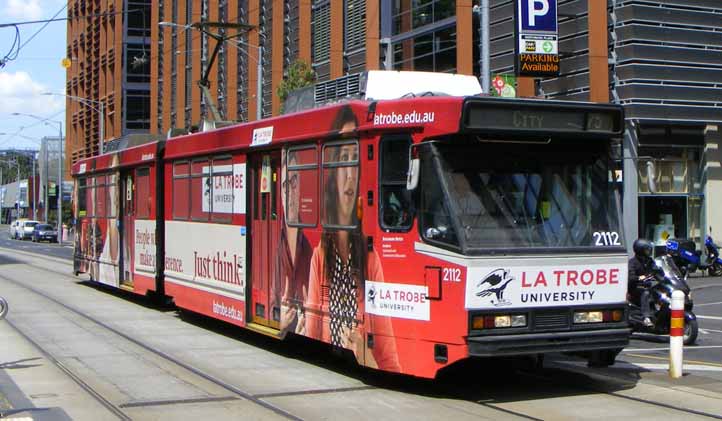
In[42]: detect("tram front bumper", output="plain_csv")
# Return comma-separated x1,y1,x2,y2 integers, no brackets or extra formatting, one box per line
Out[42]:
467,327,631,357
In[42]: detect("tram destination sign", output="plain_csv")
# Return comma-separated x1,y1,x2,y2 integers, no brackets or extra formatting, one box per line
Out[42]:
515,0,559,77
464,103,623,136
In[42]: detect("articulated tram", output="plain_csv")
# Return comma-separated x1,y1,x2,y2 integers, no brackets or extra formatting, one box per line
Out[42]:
73,91,629,378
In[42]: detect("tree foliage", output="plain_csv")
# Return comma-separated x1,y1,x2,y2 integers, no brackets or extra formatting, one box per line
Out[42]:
277,60,316,105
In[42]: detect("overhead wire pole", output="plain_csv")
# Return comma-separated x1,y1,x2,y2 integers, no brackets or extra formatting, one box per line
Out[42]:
159,21,255,123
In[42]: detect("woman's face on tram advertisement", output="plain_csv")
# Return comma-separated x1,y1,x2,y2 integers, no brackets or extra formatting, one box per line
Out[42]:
335,144,359,226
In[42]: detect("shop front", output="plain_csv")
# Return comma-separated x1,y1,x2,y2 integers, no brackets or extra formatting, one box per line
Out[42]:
636,136,705,255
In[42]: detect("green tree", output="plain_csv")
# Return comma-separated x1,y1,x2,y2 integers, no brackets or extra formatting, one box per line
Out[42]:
277,60,316,107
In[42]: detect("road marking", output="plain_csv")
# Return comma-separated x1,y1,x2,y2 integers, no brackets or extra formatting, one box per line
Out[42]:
692,283,722,291
696,301,722,306
623,345,722,352
558,359,722,372
625,353,722,368
697,315,722,321
700,328,722,334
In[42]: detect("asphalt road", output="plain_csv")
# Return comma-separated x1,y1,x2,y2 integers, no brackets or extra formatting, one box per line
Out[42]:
0,227,73,261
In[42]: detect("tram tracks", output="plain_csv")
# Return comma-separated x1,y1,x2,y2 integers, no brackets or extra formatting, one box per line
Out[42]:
3,246,722,420
0,264,303,420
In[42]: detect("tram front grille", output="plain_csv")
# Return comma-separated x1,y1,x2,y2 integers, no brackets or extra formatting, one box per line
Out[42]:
533,310,570,330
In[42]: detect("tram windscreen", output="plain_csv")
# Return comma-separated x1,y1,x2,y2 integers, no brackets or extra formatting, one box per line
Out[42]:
419,141,624,252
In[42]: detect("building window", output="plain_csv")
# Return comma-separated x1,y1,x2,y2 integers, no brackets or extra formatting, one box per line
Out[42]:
127,1,151,37
392,0,456,36
344,0,365,52
126,90,151,130
392,25,456,73
127,43,151,83
312,1,331,64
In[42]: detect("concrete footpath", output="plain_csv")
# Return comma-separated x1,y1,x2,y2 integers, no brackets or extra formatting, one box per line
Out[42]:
0,319,109,420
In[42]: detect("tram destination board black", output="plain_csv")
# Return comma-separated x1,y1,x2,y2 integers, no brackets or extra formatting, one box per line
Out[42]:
462,99,624,137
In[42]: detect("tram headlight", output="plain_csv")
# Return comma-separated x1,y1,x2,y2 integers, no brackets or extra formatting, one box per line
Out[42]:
494,316,511,328
573,311,604,324
472,314,527,329
511,315,527,327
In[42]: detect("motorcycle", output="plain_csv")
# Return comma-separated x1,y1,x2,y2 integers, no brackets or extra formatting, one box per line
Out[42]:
629,254,698,345
704,235,722,276
666,236,722,278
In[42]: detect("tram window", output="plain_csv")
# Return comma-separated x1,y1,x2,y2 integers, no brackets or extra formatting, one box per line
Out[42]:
419,153,458,248
379,136,413,231
173,161,190,220
286,146,318,227
95,175,107,217
191,160,211,221
322,141,359,229
211,157,233,223
85,177,95,218
107,174,118,218
136,167,151,219
77,178,87,217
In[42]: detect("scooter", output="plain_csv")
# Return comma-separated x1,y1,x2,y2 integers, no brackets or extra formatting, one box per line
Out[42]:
629,254,698,345
704,235,722,276
666,237,722,277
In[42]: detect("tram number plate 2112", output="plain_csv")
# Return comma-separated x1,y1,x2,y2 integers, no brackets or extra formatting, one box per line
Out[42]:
593,231,621,246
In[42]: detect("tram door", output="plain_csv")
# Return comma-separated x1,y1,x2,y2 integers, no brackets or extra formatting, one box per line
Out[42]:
119,170,134,287
249,152,282,328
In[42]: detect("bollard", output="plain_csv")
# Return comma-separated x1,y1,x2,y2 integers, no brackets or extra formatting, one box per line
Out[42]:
669,289,685,378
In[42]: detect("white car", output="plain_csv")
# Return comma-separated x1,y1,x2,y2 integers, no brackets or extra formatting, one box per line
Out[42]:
9,219,26,239
17,220,40,240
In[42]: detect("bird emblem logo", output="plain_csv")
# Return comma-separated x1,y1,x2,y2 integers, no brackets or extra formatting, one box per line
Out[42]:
476,268,514,307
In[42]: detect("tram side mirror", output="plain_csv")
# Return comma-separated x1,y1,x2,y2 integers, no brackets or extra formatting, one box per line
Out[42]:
646,160,657,193
407,144,421,191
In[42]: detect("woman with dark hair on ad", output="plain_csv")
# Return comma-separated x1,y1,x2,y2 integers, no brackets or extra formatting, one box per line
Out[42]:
305,105,401,372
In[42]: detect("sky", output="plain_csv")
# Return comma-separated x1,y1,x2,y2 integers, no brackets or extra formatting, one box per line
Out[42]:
0,0,69,151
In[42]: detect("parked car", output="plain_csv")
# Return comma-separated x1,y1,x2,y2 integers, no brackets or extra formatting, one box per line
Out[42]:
31,224,58,243
9,219,28,240
17,220,39,240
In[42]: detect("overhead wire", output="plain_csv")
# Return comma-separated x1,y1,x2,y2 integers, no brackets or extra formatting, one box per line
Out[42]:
0,25,21,68
17,3,68,53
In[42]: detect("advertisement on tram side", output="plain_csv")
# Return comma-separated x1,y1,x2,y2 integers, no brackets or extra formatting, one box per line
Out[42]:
163,221,246,300
133,219,156,276
74,173,121,288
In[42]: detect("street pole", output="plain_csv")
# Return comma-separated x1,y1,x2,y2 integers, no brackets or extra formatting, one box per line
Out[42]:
257,45,263,120
56,125,63,242
481,0,490,95
32,154,36,220
475,0,490,94
99,101,105,155
44,139,48,222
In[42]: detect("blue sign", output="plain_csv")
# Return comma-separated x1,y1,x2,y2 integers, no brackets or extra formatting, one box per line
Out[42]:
519,0,557,32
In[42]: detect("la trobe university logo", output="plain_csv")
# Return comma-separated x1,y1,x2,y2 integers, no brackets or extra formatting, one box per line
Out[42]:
476,268,514,307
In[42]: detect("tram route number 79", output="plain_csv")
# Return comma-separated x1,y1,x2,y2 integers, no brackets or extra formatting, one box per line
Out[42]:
442,267,462,282
593,231,621,246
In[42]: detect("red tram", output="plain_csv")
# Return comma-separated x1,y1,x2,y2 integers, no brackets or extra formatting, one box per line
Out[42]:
73,92,630,378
